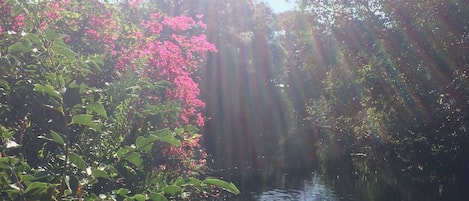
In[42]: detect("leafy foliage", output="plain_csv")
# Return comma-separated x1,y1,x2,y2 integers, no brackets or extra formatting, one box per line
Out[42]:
280,0,469,191
0,0,237,200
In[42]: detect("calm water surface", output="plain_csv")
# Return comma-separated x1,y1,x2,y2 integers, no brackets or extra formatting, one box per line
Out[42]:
221,168,467,201
230,172,356,201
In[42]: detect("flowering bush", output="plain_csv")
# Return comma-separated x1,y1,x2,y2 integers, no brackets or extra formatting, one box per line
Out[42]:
0,0,237,200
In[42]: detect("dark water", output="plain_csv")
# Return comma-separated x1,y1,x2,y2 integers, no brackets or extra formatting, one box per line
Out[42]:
215,166,468,201
231,172,354,201
206,132,469,201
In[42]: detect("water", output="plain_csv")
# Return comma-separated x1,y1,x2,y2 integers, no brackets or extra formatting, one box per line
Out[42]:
253,174,348,201
218,167,468,201
208,145,469,201
229,172,356,201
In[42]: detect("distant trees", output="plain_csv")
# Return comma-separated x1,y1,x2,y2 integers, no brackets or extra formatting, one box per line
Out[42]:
279,0,469,186
196,0,295,176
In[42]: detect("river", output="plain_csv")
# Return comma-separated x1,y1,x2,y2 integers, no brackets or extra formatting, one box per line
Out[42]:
205,131,469,201
214,166,468,201
231,172,354,201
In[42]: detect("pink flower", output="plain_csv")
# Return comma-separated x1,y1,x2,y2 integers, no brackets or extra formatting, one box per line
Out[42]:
141,13,162,34
113,12,216,127
128,0,143,9
197,20,207,29
64,35,71,43
162,16,195,31
86,29,99,40
40,21,47,30
44,2,61,20
12,14,24,31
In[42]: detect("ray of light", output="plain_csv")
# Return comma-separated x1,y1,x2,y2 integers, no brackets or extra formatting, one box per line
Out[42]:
202,1,294,177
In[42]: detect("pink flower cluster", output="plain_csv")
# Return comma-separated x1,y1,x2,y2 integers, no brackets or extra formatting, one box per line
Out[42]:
116,13,216,127
85,11,119,54
141,13,163,35
162,16,197,32
37,0,70,30
0,1,25,32
128,0,143,9
12,14,24,31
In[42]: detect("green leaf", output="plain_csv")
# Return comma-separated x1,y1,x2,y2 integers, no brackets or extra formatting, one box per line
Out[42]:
49,130,65,145
51,41,76,61
24,33,43,47
71,114,101,130
92,55,104,66
57,74,65,88
49,99,64,113
0,79,10,91
115,146,133,159
24,182,49,196
162,185,182,196
86,102,108,119
159,134,180,146
45,29,67,41
71,114,92,124
86,60,101,71
136,136,148,149
174,177,201,186
203,178,240,195
20,175,36,186
132,194,146,201
0,156,20,166
34,84,62,100
175,128,184,134
0,157,17,169
69,153,87,171
149,192,168,201
117,188,130,196
125,152,142,167
8,39,33,54
150,129,181,147
12,4,24,16
135,136,158,152
31,170,54,181
91,169,109,178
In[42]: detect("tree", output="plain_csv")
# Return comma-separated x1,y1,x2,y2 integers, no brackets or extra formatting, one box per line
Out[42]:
295,0,469,193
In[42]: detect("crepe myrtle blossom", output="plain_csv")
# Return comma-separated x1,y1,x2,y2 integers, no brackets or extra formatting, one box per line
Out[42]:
116,14,216,126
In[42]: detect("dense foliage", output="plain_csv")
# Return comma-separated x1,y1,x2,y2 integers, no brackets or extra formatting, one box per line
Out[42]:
0,0,238,200
277,0,469,198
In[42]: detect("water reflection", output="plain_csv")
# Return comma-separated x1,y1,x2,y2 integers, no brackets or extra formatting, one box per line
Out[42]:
254,174,345,201
232,172,355,201
214,149,469,201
